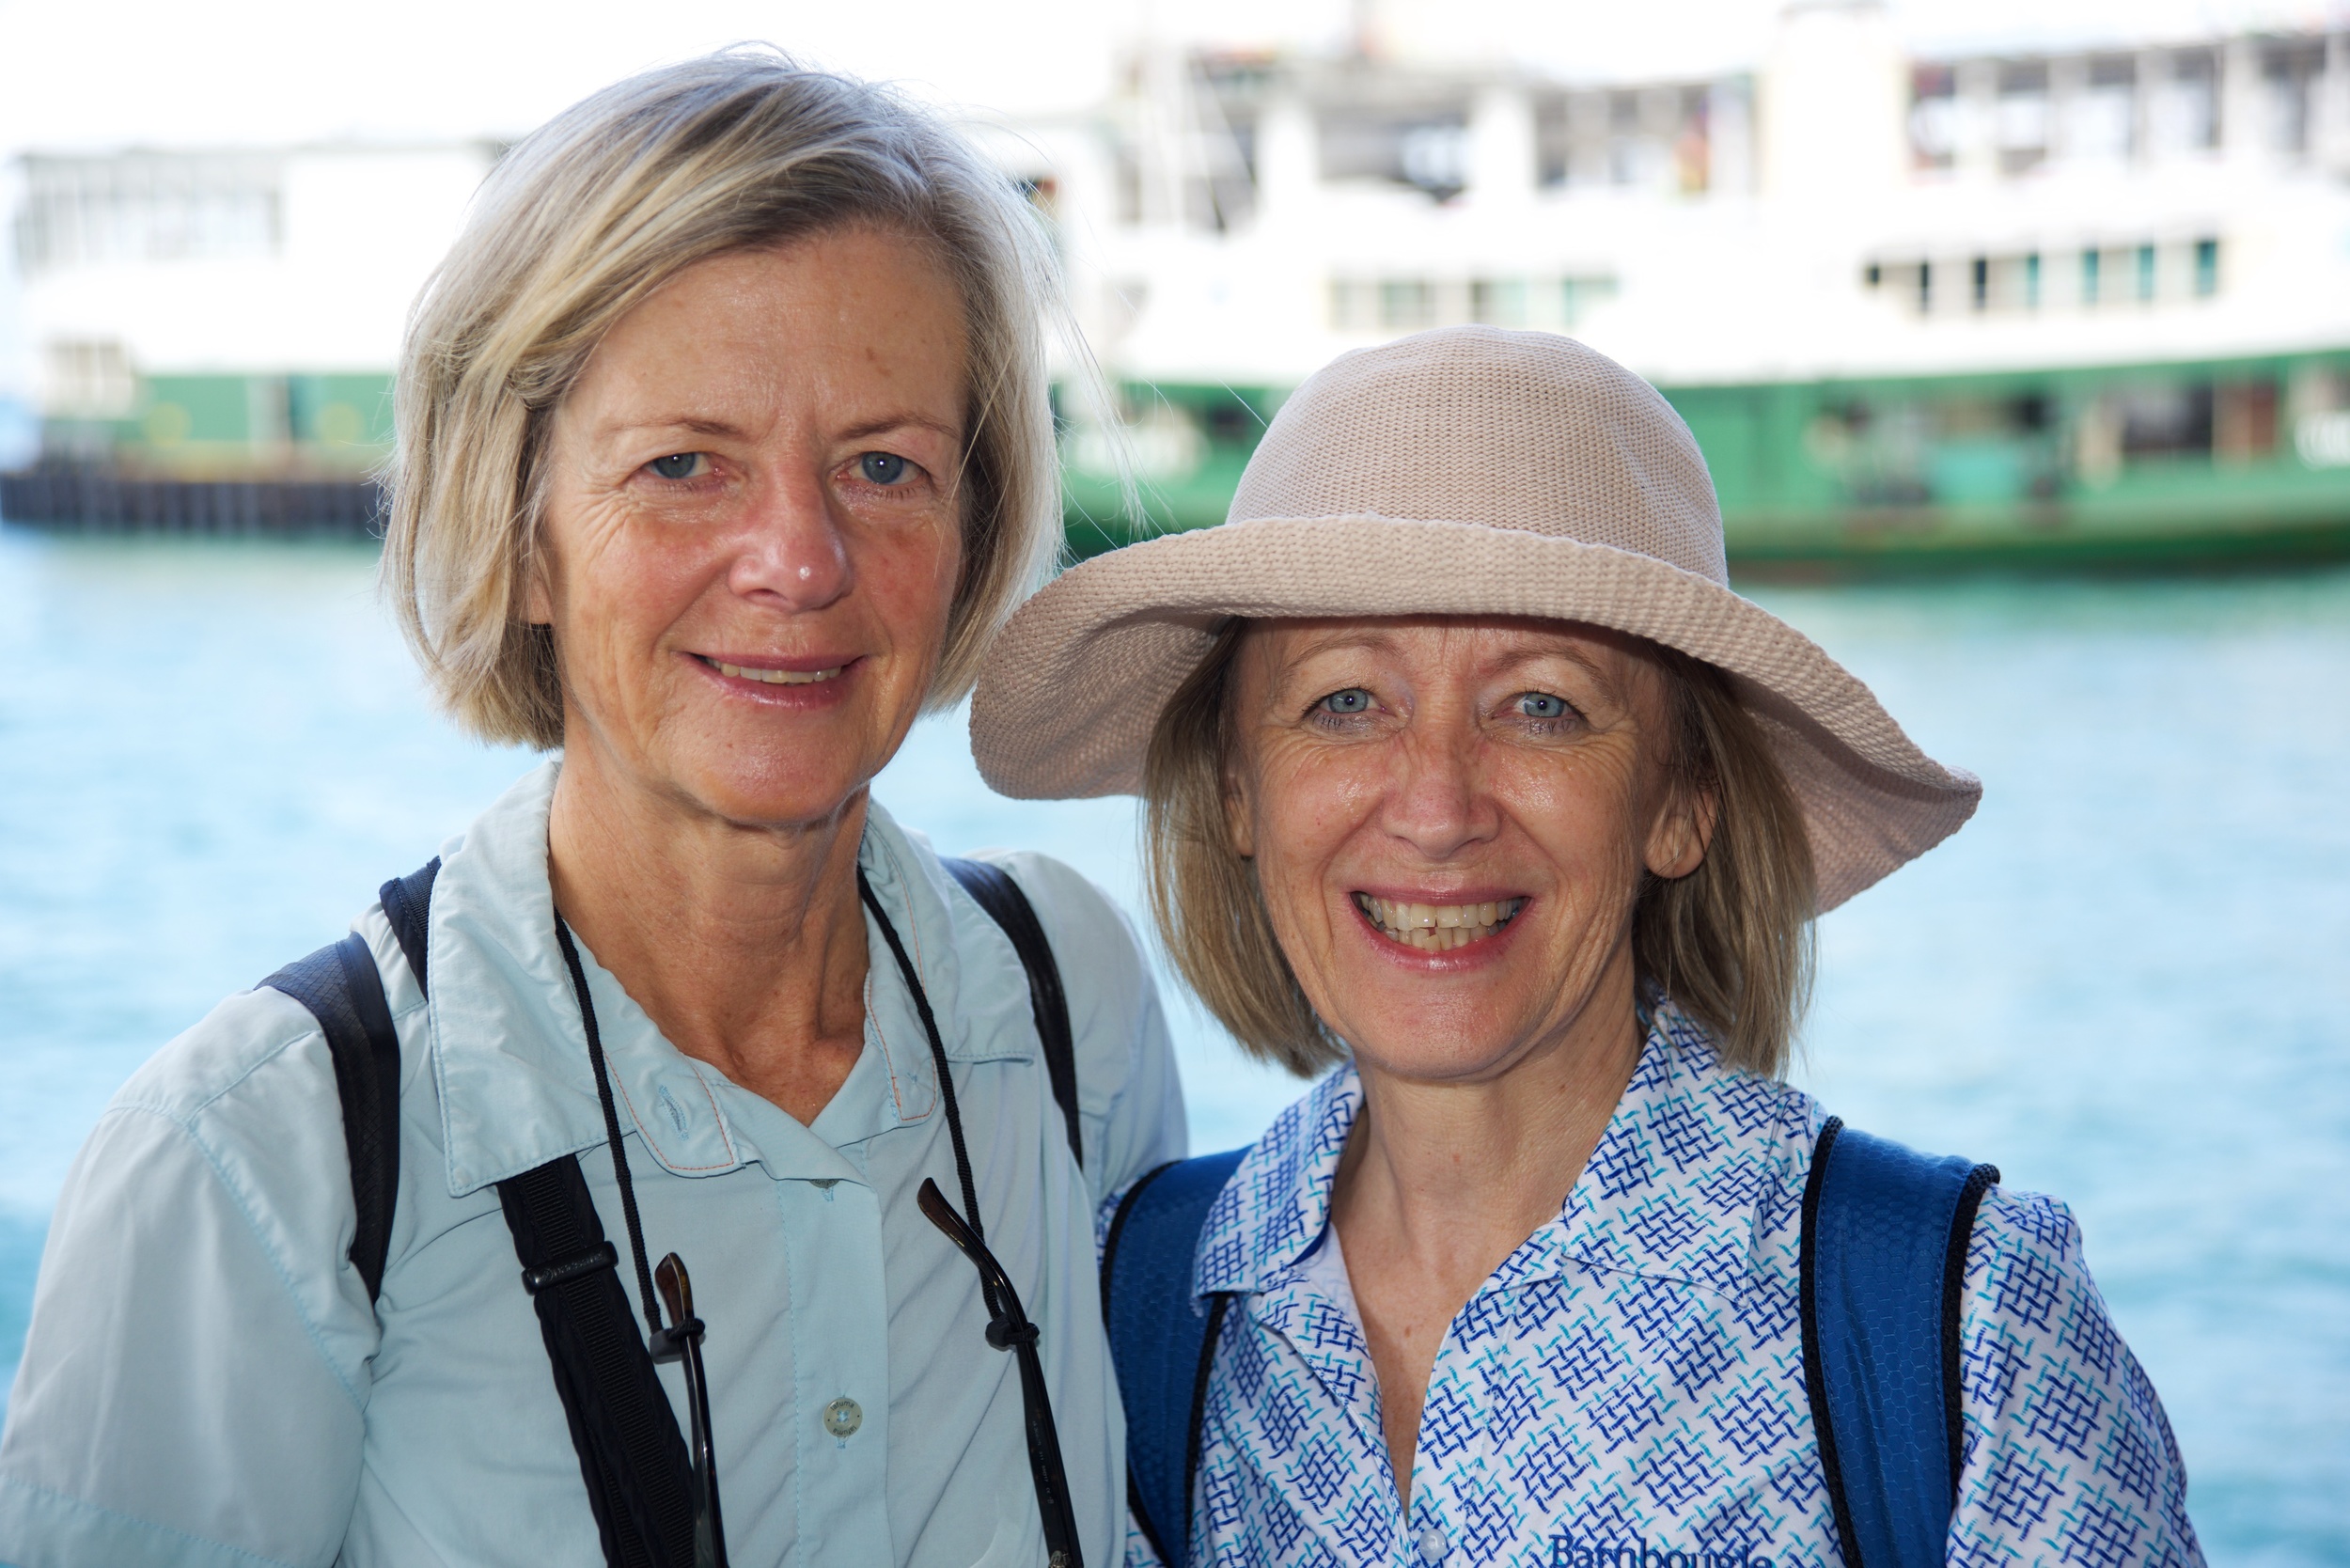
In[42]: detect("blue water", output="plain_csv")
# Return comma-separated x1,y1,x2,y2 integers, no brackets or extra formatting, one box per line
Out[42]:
0,526,2343,1562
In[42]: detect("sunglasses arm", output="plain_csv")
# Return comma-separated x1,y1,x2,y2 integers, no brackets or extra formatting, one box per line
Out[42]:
652,1252,731,1568
919,1179,1087,1568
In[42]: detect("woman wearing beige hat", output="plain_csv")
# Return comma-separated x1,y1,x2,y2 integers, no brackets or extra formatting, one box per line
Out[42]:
972,328,2200,1568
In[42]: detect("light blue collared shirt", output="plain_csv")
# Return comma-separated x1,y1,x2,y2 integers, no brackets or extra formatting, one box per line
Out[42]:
0,761,1184,1568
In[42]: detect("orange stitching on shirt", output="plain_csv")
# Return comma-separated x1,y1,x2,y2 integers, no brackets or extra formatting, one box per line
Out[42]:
875,838,932,990
869,993,932,1124
685,1065,740,1163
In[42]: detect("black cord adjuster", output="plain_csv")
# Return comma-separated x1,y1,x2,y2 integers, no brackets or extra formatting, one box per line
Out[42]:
986,1318,1041,1351
649,1314,707,1365
520,1241,619,1294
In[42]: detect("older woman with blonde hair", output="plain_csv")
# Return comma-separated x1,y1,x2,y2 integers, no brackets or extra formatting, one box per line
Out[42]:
972,328,2201,1567
0,51,1180,1568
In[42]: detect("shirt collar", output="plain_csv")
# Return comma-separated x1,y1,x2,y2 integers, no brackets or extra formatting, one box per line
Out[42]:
1193,998,1818,1298
426,762,1036,1198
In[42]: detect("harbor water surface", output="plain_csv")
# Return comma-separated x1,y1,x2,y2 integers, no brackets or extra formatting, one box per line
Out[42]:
0,528,2342,1563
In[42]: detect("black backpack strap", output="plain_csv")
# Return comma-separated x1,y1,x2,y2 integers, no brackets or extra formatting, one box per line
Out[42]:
379,857,440,994
1099,1149,1246,1566
1801,1116,2000,1568
498,1156,698,1568
257,857,441,1305
261,932,403,1303
943,855,1081,1166
268,855,700,1568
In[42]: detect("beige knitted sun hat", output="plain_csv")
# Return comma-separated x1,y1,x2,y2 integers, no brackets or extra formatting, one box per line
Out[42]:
971,325,1979,910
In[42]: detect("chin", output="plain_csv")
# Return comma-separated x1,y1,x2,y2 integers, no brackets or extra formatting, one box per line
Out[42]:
1348,1035,1528,1087
1331,992,1531,1085
672,753,867,830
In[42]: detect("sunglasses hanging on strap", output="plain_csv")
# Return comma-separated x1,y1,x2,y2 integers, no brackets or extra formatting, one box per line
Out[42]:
861,867,1086,1568
271,854,1084,1568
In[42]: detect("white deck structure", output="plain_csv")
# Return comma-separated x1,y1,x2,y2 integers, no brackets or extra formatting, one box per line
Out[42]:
979,3,2350,405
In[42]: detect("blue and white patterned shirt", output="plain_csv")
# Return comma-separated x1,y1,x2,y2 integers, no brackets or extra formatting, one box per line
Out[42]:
1129,1001,2201,1568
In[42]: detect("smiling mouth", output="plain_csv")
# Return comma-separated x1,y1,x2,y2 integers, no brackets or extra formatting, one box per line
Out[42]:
700,657,847,686
1354,893,1525,953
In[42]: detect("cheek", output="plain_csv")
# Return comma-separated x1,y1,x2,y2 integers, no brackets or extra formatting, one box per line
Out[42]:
1500,749,1651,886
1246,744,1385,895
552,505,702,637
854,513,963,647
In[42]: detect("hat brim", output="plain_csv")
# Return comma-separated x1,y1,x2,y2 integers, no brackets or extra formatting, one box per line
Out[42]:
970,516,1980,911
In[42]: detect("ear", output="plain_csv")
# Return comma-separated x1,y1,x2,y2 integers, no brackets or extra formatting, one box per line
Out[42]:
523,548,556,626
1216,628,1265,859
1644,778,1718,881
1221,754,1257,860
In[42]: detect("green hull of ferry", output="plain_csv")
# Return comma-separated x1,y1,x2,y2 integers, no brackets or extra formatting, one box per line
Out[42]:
15,351,2350,569
1062,348,2350,572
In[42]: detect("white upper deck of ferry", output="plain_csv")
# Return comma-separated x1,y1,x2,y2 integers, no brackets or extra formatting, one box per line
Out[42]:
7,0,2345,437
980,0,2350,391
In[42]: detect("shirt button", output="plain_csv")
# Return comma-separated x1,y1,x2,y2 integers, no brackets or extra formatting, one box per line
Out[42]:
1415,1526,1449,1563
822,1396,863,1438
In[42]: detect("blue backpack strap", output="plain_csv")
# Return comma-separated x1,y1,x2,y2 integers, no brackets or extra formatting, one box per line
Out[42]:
1100,1149,1246,1566
1801,1116,1999,1568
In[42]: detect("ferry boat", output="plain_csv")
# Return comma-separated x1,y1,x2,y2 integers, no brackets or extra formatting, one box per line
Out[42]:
1010,3,2350,569
0,141,496,535
6,6,2348,568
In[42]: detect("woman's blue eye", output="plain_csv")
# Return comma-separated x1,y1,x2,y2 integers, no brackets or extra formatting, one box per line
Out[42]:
858,452,909,485
1319,689,1373,715
648,452,703,479
1519,693,1572,719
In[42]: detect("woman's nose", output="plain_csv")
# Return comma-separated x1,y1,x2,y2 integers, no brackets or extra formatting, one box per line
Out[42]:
727,468,852,610
1380,726,1497,860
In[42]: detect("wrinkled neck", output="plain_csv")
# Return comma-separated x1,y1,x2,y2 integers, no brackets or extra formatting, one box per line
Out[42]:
545,747,873,1122
1334,956,1646,1284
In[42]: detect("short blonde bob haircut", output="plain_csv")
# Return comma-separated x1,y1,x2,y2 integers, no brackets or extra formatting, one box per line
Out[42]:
384,50,1066,748
1144,623,1818,1079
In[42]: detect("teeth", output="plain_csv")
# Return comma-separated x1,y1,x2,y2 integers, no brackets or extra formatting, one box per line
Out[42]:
1354,894,1524,951
713,661,844,685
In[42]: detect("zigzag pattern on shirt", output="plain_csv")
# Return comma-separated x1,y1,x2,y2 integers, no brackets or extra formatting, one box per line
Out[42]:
1128,998,2203,1568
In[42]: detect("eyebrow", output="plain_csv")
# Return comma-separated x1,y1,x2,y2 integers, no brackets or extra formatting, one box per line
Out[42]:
1277,626,1409,665
1487,639,1610,678
839,413,963,445
1277,628,1631,702
1280,627,1608,670
1490,641,1629,705
590,415,751,444
595,412,964,446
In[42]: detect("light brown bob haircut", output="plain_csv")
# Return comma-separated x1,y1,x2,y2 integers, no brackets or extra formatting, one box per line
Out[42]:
384,49,1068,748
1143,622,1818,1079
